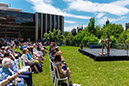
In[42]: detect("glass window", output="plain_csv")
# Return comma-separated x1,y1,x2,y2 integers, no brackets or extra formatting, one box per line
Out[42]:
51,15,54,30
47,14,50,33
38,13,41,39
0,10,35,26
43,14,46,34
0,10,35,40
55,15,58,29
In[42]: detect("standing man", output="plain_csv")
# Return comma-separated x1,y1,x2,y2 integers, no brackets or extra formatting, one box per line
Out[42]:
105,35,111,55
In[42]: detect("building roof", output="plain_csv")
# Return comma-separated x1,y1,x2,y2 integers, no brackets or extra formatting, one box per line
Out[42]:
0,3,8,7
0,7,22,12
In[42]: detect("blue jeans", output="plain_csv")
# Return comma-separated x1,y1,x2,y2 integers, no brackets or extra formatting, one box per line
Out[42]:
17,78,26,86
25,62,36,66
18,72,32,86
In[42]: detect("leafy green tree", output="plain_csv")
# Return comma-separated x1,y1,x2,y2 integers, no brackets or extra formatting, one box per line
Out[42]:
43,17,126,46
48,32,55,42
118,31,127,44
95,25,102,38
82,34,99,43
101,23,123,38
114,24,124,38
74,30,88,43
87,17,95,35
110,35,117,43
127,28,129,32
57,30,63,42
53,28,57,37
64,31,70,37
44,33,49,41
63,33,74,45
125,39,129,44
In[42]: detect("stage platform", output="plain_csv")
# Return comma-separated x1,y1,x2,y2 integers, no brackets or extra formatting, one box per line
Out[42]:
78,48,129,61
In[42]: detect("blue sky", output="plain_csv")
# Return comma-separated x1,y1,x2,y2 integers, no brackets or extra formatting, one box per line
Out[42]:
1,0,129,31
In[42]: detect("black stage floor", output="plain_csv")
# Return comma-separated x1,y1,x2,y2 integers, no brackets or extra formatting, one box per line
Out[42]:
78,48,129,61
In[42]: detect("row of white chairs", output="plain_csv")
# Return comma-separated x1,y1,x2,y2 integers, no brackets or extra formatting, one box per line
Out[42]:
49,53,69,86
0,53,31,72
15,56,31,72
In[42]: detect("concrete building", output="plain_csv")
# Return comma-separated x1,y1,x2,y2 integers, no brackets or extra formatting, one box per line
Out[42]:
35,12,64,41
77,26,83,32
0,3,22,12
0,3,64,41
0,3,8,7
126,23,129,31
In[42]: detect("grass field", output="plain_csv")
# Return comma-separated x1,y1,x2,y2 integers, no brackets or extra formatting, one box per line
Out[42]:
16,46,129,86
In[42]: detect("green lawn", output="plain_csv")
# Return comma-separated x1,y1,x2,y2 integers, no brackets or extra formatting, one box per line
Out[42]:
17,46,129,86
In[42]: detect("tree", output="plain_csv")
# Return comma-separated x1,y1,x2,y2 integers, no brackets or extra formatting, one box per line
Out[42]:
74,30,87,43
48,32,55,42
87,17,95,35
64,31,70,37
82,34,99,43
71,29,77,36
44,33,49,41
57,30,63,42
95,25,102,38
63,33,74,45
53,28,57,37
110,35,117,43
43,29,64,42
101,23,123,38
118,31,127,44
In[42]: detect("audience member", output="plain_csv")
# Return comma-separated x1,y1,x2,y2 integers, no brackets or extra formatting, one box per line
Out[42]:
0,58,26,86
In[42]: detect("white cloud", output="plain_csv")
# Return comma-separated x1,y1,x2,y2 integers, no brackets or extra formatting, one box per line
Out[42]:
43,0,52,3
26,0,91,19
96,13,105,18
64,20,76,24
120,16,126,19
64,13,91,19
111,0,129,6
64,25,76,32
98,16,126,24
65,0,129,16
64,25,87,31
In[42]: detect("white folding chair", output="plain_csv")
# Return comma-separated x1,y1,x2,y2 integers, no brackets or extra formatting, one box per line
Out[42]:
15,59,19,68
49,59,55,82
10,53,16,64
22,58,31,72
19,57,31,72
53,64,69,86
15,58,28,72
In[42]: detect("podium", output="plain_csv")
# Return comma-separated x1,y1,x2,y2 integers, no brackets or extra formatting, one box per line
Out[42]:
99,39,105,55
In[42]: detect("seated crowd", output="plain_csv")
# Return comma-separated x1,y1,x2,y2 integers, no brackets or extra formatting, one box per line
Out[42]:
0,38,47,86
49,42,72,86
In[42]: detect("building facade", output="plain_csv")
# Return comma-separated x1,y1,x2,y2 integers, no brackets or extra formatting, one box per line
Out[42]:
0,3,64,41
35,12,64,41
77,26,83,32
126,23,129,31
